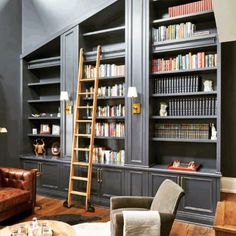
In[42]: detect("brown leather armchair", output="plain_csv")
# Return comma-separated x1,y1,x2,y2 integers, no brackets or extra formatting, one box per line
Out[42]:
0,167,37,221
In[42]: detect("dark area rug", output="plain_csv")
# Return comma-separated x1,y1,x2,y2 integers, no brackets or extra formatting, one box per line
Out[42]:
39,214,100,225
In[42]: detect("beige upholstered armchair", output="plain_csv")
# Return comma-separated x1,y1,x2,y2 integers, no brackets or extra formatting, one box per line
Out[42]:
110,179,184,236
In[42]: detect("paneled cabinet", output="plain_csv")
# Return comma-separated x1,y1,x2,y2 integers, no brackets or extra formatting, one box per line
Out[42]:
148,170,220,224
92,166,125,206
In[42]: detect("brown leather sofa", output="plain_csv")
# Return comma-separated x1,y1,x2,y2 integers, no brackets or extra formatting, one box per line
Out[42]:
0,167,37,221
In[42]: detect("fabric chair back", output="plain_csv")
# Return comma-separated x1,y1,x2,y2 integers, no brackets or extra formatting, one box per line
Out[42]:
150,179,184,215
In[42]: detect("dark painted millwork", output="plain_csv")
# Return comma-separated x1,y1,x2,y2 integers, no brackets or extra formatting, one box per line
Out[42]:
61,26,79,157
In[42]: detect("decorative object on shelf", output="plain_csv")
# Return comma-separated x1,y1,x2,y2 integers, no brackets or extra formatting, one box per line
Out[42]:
33,138,46,157
40,124,51,134
60,91,73,114
51,142,60,156
203,79,213,92
52,125,60,135
57,107,61,117
159,102,168,116
32,128,37,135
168,160,200,171
210,123,217,140
31,113,40,117
0,127,7,134
127,86,141,114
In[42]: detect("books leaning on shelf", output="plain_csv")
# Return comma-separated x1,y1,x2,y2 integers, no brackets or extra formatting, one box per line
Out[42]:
154,76,201,94
84,64,125,78
152,52,217,72
167,97,216,116
86,83,125,98
168,0,213,18
85,146,125,164
97,104,125,117
86,122,125,137
154,123,210,140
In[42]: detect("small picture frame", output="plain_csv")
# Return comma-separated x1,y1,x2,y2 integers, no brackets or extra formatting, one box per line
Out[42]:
40,124,51,134
52,125,60,135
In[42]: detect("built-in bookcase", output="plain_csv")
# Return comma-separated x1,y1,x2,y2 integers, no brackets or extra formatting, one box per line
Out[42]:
79,0,126,166
150,0,221,174
21,38,62,158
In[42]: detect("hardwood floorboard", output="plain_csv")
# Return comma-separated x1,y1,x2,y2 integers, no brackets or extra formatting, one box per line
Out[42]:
2,192,236,235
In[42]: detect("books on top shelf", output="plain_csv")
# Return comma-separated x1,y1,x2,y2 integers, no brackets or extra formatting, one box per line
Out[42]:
84,64,125,78
167,97,216,116
152,52,217,72
154,76,201,94
168,0,213,18
154,123,210,140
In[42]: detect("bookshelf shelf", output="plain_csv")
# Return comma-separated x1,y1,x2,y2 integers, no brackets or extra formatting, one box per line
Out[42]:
84,96,125,100
28,117,60,120
83,26,125,37
152,10,214,26
28,80,60,87
28,56,61,69
96,116,125,120
28,134,60,138
152,138,216,143
95,136,125,140
152,91,217,97
28,98,60,103
152,67,217,75
152,115,217,119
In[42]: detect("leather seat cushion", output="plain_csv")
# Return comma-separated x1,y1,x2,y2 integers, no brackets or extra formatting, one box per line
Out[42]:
111,208,149,226
0,187,30,212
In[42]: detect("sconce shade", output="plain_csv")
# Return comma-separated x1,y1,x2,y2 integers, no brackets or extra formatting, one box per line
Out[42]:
60,91,69,101
127,87,138,98
0,127,7,133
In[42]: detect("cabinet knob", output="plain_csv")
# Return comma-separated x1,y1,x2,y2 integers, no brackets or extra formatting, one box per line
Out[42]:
100,169,103,183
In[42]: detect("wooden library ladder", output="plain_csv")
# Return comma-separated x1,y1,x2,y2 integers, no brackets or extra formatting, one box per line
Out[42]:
64,45,101,211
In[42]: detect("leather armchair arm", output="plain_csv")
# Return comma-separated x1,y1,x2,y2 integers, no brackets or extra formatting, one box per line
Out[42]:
111,196,154,210
0,167,37,204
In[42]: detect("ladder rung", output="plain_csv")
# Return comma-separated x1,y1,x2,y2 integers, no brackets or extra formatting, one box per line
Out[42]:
74,148,90,151
78,92,94,95
76,120,92,123
81,78,95,82
70,191,87,197
75,134,91,137
72,176,88,181
73,162,89,166
77,106,93,109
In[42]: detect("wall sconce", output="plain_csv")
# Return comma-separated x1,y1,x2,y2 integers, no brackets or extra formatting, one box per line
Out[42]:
0,127,7,134
60,91,73,114
127,87,141,114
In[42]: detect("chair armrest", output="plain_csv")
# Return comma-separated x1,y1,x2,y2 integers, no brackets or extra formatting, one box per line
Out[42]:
111,196,154,210
0,167,37,204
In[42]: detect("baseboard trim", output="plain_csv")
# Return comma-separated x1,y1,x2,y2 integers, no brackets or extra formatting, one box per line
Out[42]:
221,177,236,193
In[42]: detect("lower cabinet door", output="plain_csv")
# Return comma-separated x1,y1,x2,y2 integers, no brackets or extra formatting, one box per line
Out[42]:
100,168,124,200
179,176,217,215
60,163,70,191
22,160,40,187
148,172,179,196
40,162,60,190
125,170,148,196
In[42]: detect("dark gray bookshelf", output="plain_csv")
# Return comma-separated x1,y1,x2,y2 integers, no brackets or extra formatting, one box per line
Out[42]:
83,25,125,37
28,80,60,87
27,98,60,103
152,115,217,119
28,56,61,69
28,134,60,138
152,91,217,97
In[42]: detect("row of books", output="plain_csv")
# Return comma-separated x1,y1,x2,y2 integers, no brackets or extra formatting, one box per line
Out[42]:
152,52,217,72
154,123,210,139
154,76,202,94
97,104,125,118
86,83,125,97
168,0,213,18
84,64,125,78
86,147,125,164
166,97,216,116
86,122,125,137
152,22,196,43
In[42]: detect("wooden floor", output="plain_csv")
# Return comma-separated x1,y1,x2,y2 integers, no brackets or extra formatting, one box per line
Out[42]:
2,192,236,235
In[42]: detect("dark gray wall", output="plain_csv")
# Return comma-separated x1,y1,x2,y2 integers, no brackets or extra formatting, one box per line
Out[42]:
0,0,22,166
22,0,115,54
221,41,236,177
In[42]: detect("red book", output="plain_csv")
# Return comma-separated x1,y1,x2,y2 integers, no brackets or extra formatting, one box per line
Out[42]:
201,52,205,68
